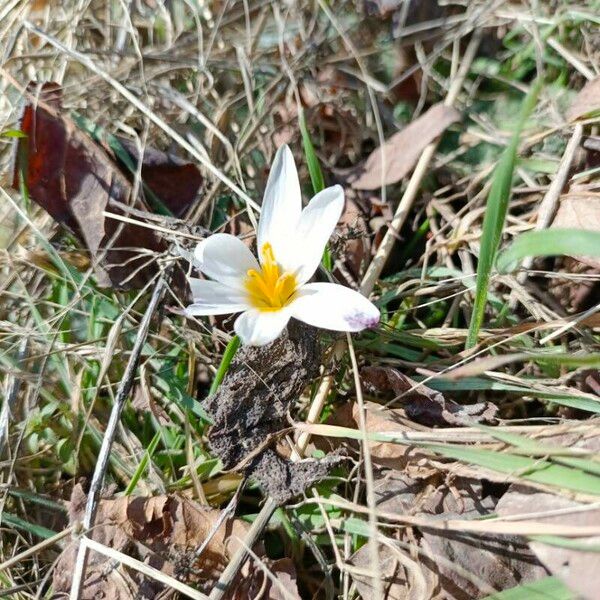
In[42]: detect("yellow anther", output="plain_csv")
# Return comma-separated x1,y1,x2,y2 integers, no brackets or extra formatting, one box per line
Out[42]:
244,243,298,311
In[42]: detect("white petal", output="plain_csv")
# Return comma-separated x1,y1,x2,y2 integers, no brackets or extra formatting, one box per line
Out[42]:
290,185,344,283
256,145,302,264
185,278,250,315
234,308,291,346
193,233,259,290
290,283,379,332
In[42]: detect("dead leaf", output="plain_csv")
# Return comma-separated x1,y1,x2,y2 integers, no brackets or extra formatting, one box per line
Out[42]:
54,485,301,598
335,192,370,280
351,542,437,600
11,82,201,288
567,77,600,121
351,474,546,599
362,366,498,426
115,137,203,218
549,194,600,310
496,487,600,600
347,103,460,190
131,368,172,426
416,479,545,599
352,400,432,470
225,557,302,600
552,194,600,268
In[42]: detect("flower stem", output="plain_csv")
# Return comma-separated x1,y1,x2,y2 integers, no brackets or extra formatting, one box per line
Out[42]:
208,335,240,395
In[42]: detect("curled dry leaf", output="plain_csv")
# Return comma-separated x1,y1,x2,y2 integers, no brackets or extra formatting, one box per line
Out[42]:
496,486,600,600
11,82,202,288
567,77,600,121
346,103,460,190
54,484,301,599
114,137,203,219
362,365,498,427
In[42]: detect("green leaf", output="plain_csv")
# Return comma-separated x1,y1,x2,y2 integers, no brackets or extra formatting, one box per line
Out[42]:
299,110,325,194
466,80,542,349
482,576,576,600
125,430,162,495
1,512,57,539
497,229,600,273
208,335,241,396
1,129,27,138
299,108,332,270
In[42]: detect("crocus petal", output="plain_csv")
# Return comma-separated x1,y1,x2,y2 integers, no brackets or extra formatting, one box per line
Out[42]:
256,145,302,265
289,185,344,283
234,308,291,346
193,233,259,290
290,283,379,332
185,278,251,316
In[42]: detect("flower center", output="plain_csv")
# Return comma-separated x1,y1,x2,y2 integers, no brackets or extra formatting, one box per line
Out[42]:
245,243,298,311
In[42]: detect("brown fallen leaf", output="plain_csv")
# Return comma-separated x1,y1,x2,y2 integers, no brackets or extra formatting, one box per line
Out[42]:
362,365,498,426
352,400,432,470
567,77,600,121
11,82,202,289
552,194,600,268
351,473,546,599
548,193,600,311
496,486,600,600
417,480,545,599
54,484,301,598
351,542,437,600
115,137,203,218
347,103,460,190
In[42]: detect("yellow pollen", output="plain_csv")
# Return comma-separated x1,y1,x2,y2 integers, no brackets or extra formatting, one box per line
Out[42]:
245,243,298,311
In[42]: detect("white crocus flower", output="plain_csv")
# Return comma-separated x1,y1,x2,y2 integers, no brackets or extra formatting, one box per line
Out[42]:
185,145,380,346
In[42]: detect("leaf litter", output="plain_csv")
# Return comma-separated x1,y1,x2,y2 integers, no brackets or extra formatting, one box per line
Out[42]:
11,82,203,289
54,484,301,599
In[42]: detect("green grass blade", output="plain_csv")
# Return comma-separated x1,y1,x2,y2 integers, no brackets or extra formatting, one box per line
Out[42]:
466,80,542,349
208,335,241,395
476,425,600,476
529,535,600,552
299,110,325,194
299,108,332,270
418,443,600,496
497,229,600,273
1,512,58,539
482,576,575,600
125,430,162,496
301,424,600,495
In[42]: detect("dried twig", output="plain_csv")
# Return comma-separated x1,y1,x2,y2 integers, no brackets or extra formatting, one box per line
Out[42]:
513,123,583,285
360,29,483,297
0,335,28,458
69,273,169,600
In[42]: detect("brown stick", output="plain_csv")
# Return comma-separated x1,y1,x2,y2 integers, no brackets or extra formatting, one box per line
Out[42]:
69,273,169,600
